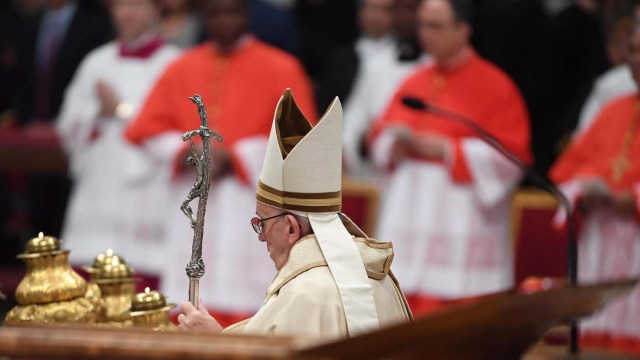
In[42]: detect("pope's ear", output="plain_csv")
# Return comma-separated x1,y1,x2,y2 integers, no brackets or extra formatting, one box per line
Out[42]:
285,214,300,241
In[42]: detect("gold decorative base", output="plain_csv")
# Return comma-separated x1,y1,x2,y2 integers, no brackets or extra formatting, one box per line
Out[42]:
15,250,87,305
131,308,177,331
97,281,136,323
4,296,97,325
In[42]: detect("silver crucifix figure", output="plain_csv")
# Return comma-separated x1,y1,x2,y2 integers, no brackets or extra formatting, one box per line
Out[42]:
181,94,223,307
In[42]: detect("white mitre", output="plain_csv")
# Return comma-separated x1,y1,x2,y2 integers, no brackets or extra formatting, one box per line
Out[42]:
257,88,380,336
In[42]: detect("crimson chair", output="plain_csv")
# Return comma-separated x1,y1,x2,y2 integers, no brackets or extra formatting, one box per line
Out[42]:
511,188,567,284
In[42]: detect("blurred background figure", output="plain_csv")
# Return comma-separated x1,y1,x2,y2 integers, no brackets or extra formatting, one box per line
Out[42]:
472,0,608,175
370,0,531,316
316,0,397,111
125,0,316,326
393,0,422,61
575,2,640,135
0,0,113,319
294,0,358,83
339,0,429,179
0,0,112,242
247,0,298,55
55,0,180,282
159,0,204,49
549,22,640,356
11,0,113,126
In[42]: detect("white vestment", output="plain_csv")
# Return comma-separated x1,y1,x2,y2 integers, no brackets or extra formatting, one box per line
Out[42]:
576,65,635,135
373,134,523,298
56,41,180,274
224,234,412,340
557,180,640,340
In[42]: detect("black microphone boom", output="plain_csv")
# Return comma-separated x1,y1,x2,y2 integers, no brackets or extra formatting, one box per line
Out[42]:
401,96,580,354
401,97,428,111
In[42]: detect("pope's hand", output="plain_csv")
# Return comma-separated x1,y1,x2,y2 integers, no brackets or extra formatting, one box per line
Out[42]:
177,299,223,333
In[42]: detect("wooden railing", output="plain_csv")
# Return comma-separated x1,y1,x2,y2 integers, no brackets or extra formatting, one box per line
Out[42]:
0,279,636,360
0,124,67,174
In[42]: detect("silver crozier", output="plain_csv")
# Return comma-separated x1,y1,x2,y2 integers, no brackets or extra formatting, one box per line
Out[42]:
180,94,223,307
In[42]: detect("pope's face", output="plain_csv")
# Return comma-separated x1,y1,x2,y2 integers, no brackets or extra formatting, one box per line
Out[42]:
255,202,295,270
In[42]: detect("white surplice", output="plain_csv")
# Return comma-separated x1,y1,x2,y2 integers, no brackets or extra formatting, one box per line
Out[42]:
372,134,523,298
56,41,180,274
556,180,640,340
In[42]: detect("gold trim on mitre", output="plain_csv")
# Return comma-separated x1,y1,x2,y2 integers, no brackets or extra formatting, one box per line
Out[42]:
256,181,342,212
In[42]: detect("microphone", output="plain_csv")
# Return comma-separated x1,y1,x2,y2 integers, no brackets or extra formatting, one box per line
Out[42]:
401,97,428,111
401,96,580,354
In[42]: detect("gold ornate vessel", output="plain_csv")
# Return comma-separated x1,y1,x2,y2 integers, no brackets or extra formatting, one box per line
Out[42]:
4,233,97,325
90,251,137,326
83,249,125,281
129,287,177,331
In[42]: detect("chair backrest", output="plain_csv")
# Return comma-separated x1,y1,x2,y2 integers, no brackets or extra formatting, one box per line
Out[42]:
340,177,380,237
511,188,566,284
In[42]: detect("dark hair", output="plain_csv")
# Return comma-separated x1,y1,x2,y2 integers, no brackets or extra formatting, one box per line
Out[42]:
448,0,473,24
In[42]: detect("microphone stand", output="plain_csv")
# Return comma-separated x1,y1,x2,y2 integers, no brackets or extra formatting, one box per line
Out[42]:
402,97,579,354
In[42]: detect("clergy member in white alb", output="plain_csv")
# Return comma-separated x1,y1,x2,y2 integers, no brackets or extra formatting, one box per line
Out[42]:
56,0,180,276
177,89,412,340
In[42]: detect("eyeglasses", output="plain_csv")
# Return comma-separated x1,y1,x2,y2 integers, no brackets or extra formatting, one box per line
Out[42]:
250,212,290,234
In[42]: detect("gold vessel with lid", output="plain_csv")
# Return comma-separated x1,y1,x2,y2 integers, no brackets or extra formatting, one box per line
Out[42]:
129,287,176,331
4,233,97,324
88,250,137,325
83,248,125,281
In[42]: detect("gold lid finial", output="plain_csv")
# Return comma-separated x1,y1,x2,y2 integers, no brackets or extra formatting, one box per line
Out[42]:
131,288,167,311
24,232,60,254
92,249,126,269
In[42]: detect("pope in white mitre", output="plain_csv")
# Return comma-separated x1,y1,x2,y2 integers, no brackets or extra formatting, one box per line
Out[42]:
178,89,412,340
